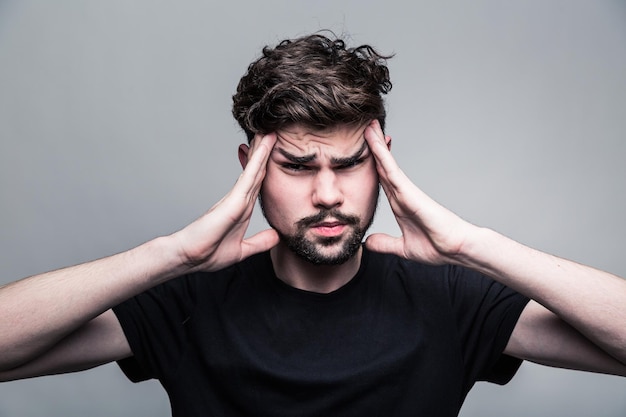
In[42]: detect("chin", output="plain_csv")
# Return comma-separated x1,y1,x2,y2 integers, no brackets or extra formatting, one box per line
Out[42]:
285,235,363,266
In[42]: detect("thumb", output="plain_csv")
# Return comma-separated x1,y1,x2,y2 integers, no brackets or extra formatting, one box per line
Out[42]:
365,233,404,257
242,229,280,260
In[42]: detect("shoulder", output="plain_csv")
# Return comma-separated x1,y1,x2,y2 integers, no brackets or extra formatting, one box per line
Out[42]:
360,248,458,307
117,251,274,314
182,250,275,299
362,247,454,287
362,247,525,306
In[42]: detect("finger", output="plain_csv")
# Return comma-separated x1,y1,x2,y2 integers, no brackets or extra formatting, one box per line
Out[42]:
364,122,409,193
363,123,406,203
366,121,426,204
364,120,397,175
211,133,274,225
235,133,276,201
246,133,276,174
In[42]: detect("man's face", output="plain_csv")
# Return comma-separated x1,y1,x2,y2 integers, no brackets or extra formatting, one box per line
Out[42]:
258,123,380,265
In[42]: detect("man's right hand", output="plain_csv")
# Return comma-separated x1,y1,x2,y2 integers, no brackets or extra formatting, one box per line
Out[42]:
171,132,279,274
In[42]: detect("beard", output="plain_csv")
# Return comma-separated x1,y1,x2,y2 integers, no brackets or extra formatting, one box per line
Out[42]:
259,194,378,266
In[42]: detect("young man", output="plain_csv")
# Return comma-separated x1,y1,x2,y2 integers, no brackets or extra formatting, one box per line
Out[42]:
1,33,625,416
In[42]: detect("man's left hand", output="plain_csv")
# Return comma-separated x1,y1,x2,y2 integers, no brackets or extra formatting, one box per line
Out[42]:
363,119,474,266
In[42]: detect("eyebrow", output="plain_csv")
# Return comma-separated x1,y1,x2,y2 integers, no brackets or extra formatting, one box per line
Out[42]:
330,141,368,165
276,148,316,164
275,141,368,165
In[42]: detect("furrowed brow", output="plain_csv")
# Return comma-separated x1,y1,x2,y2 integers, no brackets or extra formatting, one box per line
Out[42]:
276,148,317,164
330,141,368,165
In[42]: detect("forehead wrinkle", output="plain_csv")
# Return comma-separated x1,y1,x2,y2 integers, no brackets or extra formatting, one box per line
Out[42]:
273,125,368,164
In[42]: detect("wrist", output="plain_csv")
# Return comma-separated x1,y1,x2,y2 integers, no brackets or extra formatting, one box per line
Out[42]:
134,234,194,286
450,226,499,270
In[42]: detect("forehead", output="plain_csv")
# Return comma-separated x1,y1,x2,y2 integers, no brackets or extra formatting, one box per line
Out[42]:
274,123,368,155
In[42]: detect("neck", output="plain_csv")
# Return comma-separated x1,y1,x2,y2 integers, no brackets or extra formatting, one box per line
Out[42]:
270,243,363,294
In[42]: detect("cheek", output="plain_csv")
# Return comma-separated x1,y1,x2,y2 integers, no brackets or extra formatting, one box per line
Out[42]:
345,167,378,197
263,167,303,200
260,169,309,220
342,176,378,215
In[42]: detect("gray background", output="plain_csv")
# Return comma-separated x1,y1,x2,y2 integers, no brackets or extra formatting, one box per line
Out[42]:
1,1,625,416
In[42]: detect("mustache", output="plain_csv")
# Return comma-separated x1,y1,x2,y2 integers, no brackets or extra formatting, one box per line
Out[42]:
296,209,360,228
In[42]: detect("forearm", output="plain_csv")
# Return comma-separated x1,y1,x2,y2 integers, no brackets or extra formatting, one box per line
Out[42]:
0,234,184,370
458,227,626,364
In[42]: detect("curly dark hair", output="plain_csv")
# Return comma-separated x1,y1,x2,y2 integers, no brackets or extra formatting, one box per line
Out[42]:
232,33,393,142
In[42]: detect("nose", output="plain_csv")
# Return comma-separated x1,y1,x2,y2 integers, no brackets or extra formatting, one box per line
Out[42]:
312,169,343,210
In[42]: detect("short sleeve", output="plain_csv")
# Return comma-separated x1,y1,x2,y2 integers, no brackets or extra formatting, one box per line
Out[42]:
446,265,530,386
112,275,197,382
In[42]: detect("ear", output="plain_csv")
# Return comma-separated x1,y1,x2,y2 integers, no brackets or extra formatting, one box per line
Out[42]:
238,144,250,169
385,135,392,150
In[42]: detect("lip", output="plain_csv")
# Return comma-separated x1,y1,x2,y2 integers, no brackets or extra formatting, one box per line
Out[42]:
310,221,347,237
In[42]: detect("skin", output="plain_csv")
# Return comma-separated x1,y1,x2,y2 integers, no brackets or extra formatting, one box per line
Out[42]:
238,123,384,293
0,119,625,386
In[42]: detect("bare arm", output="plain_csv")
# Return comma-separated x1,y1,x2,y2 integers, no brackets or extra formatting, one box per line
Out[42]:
0,310,130,382
0,239,179,371
463,227,626,369
0,133,278,376
506,301,626,376
364,120,626,373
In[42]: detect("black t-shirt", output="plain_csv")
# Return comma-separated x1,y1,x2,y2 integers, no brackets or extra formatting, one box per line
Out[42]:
113,248,529,416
